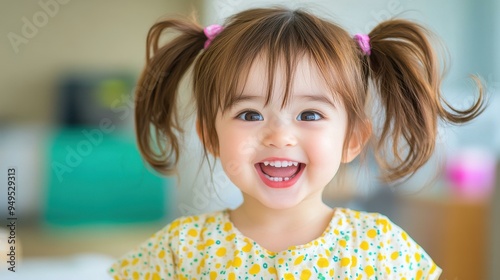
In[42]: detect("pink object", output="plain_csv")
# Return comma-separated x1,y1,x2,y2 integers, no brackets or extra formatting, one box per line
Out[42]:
446,148,496,199
353,34,371,55
204,24,224,49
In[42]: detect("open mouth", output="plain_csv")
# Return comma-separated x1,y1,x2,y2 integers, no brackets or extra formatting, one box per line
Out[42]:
254,160,306,188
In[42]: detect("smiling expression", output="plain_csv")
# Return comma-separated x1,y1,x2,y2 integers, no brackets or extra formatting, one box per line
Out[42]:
212,55,361,210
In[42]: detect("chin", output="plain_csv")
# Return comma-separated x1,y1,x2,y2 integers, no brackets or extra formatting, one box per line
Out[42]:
252,192,309,210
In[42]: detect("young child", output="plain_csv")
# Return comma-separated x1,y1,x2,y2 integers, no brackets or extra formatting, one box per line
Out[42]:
110,6,484,279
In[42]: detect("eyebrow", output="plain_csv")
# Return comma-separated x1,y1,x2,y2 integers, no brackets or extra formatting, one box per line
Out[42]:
226,94,337,110
225,95,263,111
296,94,337,109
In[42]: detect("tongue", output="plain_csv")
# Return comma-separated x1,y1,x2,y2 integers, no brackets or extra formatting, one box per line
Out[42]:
260,163,299,178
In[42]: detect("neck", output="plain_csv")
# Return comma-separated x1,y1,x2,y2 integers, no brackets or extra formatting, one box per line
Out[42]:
231,194,333,232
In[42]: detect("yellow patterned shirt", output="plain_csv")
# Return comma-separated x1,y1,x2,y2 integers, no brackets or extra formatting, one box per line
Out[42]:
109,208,441,279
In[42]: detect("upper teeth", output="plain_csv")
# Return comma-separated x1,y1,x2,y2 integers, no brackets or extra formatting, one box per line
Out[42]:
262,161,299,167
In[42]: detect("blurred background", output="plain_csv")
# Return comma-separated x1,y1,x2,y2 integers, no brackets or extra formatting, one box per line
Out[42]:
0,0,498,279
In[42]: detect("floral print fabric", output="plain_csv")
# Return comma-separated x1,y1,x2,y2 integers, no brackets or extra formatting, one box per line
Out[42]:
109,208,441,279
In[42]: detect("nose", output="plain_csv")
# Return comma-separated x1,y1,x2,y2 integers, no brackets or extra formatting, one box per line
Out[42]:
261,115,297,148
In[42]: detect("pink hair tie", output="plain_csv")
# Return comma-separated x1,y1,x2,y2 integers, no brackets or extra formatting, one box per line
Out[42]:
204,24,224,49
354,33,371,55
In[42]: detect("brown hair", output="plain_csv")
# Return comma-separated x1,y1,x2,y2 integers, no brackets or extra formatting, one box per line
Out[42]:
135,7,484,182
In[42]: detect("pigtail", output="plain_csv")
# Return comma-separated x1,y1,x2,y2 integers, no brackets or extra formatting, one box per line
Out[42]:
135,17,206,175
365,19,484,182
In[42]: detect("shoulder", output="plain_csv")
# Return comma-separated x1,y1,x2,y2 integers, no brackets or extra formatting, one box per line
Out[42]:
334,208,442,279
336,207,390,223
335,207,422,249
109,210,228,278
167,210,227,232
148,210,228,251
335,207,398,236
165,210,228,240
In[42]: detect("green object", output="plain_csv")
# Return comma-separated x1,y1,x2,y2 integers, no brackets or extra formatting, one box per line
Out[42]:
45,127,168,225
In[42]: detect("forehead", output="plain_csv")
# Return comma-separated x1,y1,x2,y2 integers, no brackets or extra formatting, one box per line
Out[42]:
242,54,334,100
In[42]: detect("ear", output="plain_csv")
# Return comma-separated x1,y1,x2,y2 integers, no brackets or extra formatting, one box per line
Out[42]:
341,121,372,163
196,119,218,157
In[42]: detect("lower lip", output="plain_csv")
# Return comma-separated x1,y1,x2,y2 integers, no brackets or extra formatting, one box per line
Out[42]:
255,163,305,189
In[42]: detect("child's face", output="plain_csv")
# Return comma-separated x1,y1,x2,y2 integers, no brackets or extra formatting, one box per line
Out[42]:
214,56,357,210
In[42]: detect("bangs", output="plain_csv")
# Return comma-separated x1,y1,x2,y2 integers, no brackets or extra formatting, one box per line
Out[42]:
202,7,362,115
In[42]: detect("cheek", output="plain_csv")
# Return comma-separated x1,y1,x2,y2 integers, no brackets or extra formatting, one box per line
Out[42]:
304,128,345,165
217,128,261,182
217,125,259,164
217,128,245,179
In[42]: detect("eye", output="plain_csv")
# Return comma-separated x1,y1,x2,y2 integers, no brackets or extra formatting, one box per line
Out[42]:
296,111,323,121
236,111,264,121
